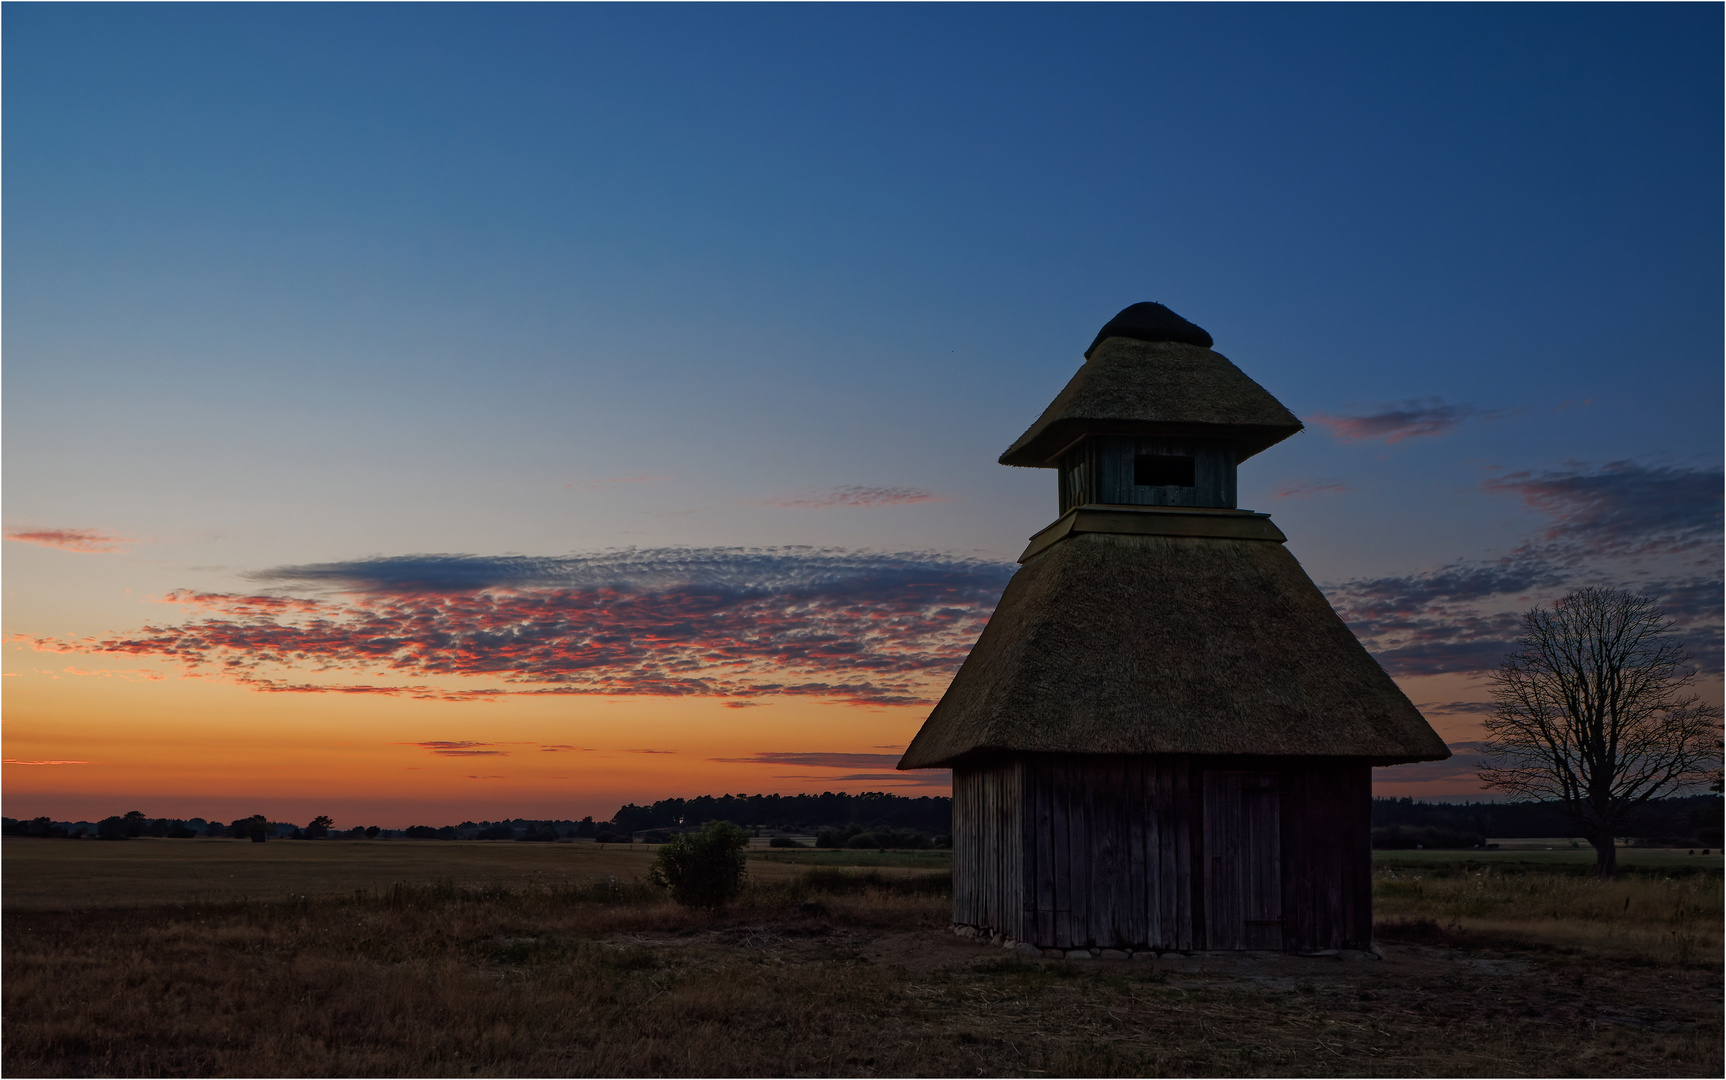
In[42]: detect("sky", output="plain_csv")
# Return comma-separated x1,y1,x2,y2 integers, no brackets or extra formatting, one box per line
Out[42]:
4,4,1720,827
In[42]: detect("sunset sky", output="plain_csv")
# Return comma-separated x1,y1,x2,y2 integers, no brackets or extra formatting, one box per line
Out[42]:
5,5,1720,827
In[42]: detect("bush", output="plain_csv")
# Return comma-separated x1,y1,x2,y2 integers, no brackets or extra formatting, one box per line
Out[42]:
847,833,880,849
642,830,672,844
648,820,750,908
769,837,804,848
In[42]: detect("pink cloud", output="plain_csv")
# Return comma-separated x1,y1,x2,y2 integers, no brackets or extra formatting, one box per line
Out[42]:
1309,399,1479,444
18,548,1008,708
4,528,137,553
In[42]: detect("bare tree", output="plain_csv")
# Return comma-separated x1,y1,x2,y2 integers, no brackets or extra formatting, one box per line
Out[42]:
1481,587,1721,878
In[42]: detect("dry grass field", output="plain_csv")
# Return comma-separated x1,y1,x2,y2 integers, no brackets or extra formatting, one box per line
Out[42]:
4,838,1721,1077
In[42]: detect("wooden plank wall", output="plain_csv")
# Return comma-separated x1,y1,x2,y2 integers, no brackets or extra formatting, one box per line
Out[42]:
1089,437,1236,509
1279,759,1373,951
1201,771,1283,950
1018,754,1192,950
957,754,1371,952
951,759,1024,938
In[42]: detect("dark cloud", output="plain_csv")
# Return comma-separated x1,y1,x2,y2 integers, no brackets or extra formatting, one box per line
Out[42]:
1272,480,1352,500
1484,460,1722,558
772,771,949,786
628,749,676,754
749,486,949,510
411,741,509,757
1310,399,1488,444
248,546,1004,597
1373,742,1496,790
23,547,1014,707
710,752,904,769
1321,461,1723,679
1416,701,1498,717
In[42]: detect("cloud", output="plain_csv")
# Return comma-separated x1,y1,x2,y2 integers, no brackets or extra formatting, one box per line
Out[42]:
1272,480,1352,500
1416,701,1498,717
628,749,676,755
4,528,136,553
772,771,950,786
2,759,92,766
1373,742,1496,789
1319,460,1723,679
710,751,904,769
749,486,949,510
1309,399,1501,444
410,741,509,757
22,547,1014,707
537,745,593,753
1483,460,1722,558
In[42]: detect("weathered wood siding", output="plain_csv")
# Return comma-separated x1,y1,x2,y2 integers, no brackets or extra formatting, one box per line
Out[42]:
1278,759,1373,951
953,754,1372,952
1058,437,1236,512
951,758,1025,938
1202,770,1283,950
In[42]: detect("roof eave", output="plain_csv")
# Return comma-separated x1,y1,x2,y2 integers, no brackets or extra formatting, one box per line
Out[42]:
1000,418,1303,468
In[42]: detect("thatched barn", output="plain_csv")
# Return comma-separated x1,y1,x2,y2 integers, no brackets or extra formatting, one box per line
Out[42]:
899,302,1449,954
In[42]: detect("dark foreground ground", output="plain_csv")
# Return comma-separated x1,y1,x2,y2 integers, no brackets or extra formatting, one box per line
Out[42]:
3,840,1720,1077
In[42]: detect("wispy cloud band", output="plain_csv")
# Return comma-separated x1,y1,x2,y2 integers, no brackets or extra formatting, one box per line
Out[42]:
20,547,1015,707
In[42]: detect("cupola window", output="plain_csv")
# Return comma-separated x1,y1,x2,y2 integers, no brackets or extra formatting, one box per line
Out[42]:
1134,453,1195,488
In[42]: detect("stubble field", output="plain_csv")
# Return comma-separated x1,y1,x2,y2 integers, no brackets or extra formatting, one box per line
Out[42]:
4,838,1720,1077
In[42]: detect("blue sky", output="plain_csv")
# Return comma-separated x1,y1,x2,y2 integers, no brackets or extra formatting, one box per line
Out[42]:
4,4,1720,819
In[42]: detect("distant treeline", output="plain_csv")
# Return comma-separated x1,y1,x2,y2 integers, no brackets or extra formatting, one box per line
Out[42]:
1371,795,1722,847
610,792,951,835
1,791,954,842
10,792,1717,846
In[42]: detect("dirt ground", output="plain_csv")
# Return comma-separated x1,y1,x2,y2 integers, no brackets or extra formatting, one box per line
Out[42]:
3,839,1720,1077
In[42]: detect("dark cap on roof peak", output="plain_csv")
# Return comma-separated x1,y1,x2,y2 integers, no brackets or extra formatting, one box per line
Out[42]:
1085,302,1213,359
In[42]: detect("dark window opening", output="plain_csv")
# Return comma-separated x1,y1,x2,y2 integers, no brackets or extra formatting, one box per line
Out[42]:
1134,454,1195,487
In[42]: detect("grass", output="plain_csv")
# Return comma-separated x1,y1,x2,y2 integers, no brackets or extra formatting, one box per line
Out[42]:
3,838,1721,1077
1373,856,1722,967
750,848,954,868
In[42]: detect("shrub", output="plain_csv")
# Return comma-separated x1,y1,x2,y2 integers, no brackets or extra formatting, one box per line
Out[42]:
769,837,805,848
648,820,750,908
847,833,880,849
642,830,672,844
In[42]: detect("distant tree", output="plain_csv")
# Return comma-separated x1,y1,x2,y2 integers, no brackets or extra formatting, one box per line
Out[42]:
305,815,333,839
647,820,750,908
97,816,130,840
229,815,269,842
1480,587,1723,878
364,825,381,839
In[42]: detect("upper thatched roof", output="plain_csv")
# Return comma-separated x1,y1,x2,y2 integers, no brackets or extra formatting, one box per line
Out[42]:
1000,337,1304,468
1084,301,1214,357
898,532,1450,769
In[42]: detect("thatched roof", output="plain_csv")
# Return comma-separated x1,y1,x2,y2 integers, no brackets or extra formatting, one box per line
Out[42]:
1000,337,1304,468
1084,301,1214,356
899,532,1450,769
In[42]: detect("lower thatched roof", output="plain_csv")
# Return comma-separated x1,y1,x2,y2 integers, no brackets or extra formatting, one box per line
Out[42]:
899,532,1450,769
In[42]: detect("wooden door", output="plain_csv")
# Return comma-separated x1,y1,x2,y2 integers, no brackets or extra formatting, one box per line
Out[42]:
1203,771,1283,950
